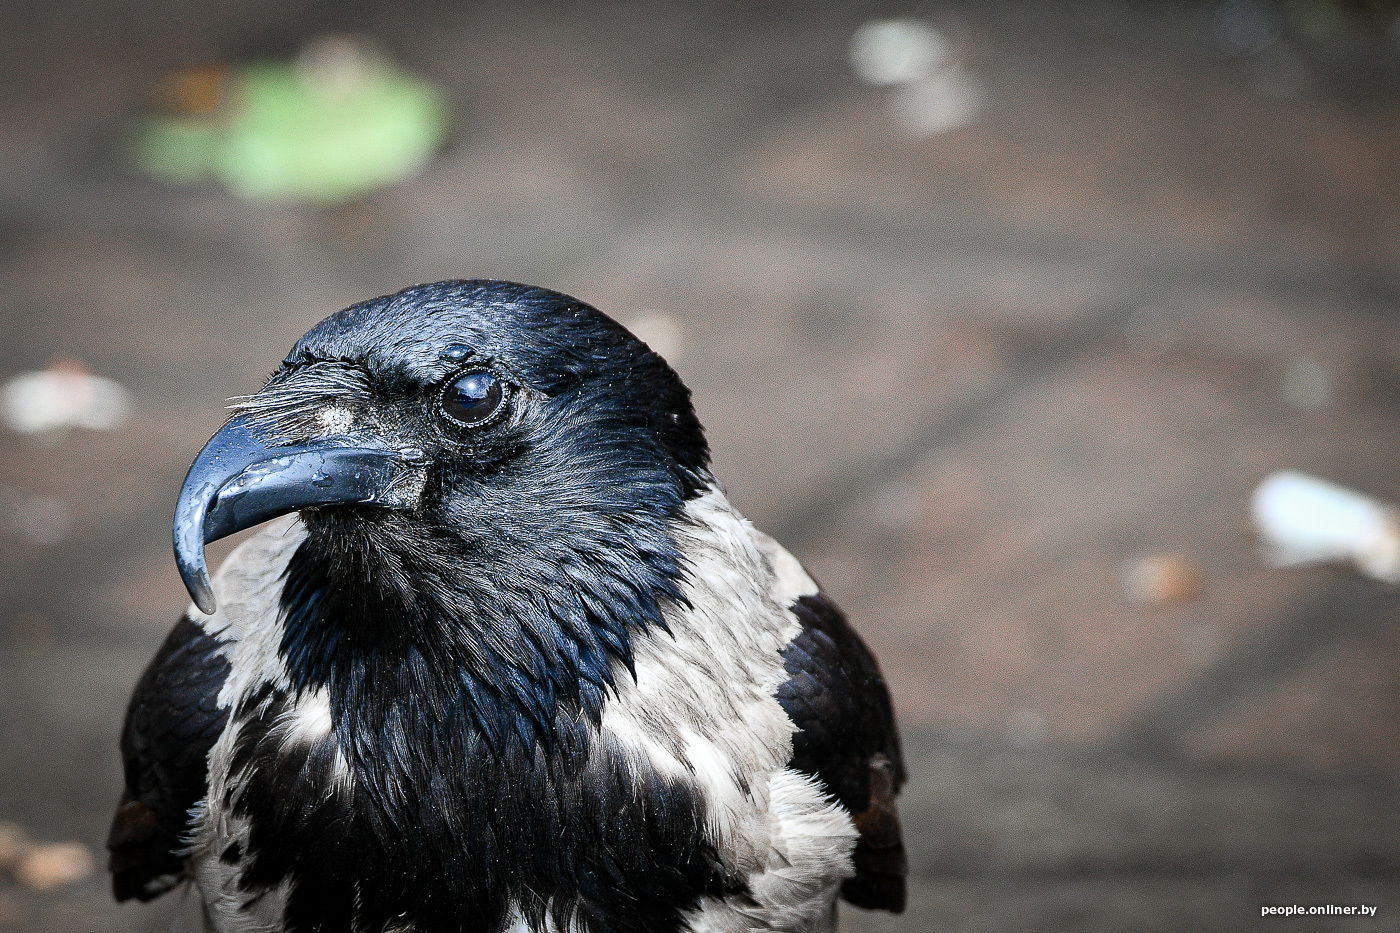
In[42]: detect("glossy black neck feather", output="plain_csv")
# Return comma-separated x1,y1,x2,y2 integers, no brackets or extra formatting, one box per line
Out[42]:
278,494,690,753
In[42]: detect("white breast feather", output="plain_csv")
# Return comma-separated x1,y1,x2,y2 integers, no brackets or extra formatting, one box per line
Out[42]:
604,488,858,932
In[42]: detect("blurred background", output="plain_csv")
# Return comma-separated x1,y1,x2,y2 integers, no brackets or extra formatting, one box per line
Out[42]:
2,1,1400,930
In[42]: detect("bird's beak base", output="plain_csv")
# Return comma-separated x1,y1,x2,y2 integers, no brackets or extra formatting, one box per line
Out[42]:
173,417,426,615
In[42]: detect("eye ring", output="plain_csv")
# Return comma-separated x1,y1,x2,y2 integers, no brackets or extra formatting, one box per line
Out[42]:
440,370,508,428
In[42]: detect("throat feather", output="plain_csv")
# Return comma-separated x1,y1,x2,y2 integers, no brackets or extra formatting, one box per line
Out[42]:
275,516,684,758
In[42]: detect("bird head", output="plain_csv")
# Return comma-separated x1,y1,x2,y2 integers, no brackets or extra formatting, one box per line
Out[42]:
175,281,710,734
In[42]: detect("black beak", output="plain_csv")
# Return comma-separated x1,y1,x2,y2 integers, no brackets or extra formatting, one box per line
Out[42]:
174,416,427,614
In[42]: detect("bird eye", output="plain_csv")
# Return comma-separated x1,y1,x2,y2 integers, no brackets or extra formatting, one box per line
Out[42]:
442,371,505,427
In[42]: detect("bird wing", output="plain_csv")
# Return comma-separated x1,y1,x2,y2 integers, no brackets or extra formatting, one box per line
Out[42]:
108,615,231,902
776,592,907,913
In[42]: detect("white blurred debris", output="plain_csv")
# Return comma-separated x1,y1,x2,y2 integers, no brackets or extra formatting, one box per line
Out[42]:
1,362,131,434
624,312,685,362
0,485,73,545
891,70,984,136
1252,470,1400,583
15,842,93,891
849,18,950,86
0,824,93,891
849,18,982,136
1280,356,1332,411
1122,554,1204,606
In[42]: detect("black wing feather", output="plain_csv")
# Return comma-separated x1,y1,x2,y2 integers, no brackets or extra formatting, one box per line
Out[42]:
777,593,907,913
108,615,231,902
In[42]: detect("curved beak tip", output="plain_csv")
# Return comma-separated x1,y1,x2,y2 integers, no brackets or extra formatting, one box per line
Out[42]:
190,579,217,616
174,519,217,614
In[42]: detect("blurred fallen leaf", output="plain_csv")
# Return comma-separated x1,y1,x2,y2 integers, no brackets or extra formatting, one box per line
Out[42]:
131,34,450,205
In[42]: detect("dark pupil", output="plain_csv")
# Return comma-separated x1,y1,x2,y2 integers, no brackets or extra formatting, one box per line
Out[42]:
445,372,502,425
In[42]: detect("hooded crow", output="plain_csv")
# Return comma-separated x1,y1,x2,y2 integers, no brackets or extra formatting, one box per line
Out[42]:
109,281,905,933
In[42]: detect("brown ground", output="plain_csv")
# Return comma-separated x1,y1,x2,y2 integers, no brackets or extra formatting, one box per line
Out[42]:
1,2,1399,930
